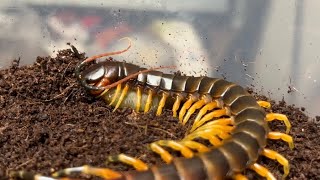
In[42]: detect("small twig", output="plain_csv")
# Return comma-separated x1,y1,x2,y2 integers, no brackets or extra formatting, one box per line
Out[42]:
151,127,176,138
61,61,72,80
43,83,76,102
14,159,33,169
124,121,176,138
124,121,147,135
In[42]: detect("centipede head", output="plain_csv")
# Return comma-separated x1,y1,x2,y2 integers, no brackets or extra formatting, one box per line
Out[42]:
76,61,120,95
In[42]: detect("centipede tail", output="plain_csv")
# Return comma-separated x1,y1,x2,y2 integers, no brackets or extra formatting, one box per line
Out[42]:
11,43,293,180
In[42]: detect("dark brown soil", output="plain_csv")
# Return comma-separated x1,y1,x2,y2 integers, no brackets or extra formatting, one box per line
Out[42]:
0,48,319,180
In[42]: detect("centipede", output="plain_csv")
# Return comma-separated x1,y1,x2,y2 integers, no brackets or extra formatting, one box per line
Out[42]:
11,38,294,180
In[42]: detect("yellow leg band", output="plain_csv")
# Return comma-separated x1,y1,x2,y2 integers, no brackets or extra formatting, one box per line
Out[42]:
193,109,227,130
109,84,122,106
190,118,232,132
262,149,289,179
156,140,194,158
179,98,195,123
193,124,234,135
108,154,148,171
257,100,271,109
182,99,206,125
150,143,173,163
113,84,129,112
180,140,210,153
144,89,153,113
266,113,291,134
172,95,182,117
250,163,276,180
268,132,294,149
233,173,248,180
184,131,224,147
156,92,168,116
194,101,218,125
136,86,142,112
52,165,122,179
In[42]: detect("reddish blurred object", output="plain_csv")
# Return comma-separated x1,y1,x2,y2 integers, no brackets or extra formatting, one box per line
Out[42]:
81,16,102,28
95,23,131,48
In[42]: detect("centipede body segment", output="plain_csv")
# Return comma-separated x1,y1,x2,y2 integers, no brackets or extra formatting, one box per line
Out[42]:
11,39,294,180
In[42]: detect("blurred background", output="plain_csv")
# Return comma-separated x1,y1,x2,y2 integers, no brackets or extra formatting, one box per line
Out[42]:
0,0,319,118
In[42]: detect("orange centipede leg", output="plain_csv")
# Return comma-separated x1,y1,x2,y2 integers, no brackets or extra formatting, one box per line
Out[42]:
193,101,218,125
192,109,227,130
257,100,271,109
190,117,232,133
266,113,291,134
182,99,207,125
179,96,196,124
156,92,168,116
233,173,248,180
180,140,210,153
144,89,154,113
150,142,173,163
184,131,223,147
172,95,183,117
250,163,276,180
136,86,142,112
113,83,129,112
193,124,234,135
268,132,294,149
52,165,122,179
9,171,56,180
155,140,194,158
108,84,122,106
107,154,148,171
262,148,289,179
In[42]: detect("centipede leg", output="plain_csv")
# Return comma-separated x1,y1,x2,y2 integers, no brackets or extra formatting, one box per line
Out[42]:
10,171,58,180
192,109,227,131
233,173,248,180
262,148,289,179
149,143,173,163
266,113,291,134
268,132,294,149
192,124,234,135
153,140,194,158
108,84,122,106
179,140,210,153
136,86,142,112
182,99,206,125
144,89,154,113
172,95,183,117
156,92,169,116
190,118,233,133
52,165,122,179
107,154,149,171
184,131,223,147
249,163,276,180
193,101,218,126
113,83,129,112
257,100,271,109
179,96,196,123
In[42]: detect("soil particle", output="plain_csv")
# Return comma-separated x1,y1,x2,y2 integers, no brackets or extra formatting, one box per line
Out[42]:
0,49,319,179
